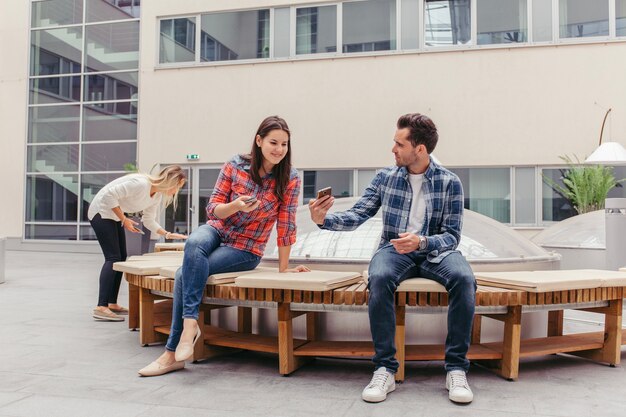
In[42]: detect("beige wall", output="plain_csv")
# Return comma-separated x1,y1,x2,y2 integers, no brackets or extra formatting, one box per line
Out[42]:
138,0,626,171
0,1,29,238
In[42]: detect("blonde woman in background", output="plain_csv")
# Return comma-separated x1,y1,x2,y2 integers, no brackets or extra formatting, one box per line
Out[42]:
88,165,188,322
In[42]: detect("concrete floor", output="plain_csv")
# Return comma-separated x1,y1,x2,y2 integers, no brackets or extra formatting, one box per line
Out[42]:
1,251,625,417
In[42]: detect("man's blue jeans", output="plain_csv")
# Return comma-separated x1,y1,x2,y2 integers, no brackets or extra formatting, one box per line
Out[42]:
367,245,476,373
165,225,261,351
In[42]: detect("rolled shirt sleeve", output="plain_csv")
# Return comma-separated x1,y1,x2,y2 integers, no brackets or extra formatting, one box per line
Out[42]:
206,161,234,220
276,174,301,247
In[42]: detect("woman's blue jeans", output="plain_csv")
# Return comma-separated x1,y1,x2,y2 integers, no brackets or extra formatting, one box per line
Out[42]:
165,225,261,351
367,246,476,373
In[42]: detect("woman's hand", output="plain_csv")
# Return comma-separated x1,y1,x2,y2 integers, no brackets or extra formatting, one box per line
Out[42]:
166,232,188,240
233,195,261,213
122,217,142,233
281,265,311,273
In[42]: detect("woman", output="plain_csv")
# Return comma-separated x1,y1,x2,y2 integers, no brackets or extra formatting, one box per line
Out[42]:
88,165,188,322
139,115,309,377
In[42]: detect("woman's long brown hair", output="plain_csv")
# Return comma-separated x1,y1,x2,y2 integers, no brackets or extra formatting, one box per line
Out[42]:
247,116,292,201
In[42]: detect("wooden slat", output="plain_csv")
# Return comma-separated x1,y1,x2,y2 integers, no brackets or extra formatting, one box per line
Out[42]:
483,332,605,357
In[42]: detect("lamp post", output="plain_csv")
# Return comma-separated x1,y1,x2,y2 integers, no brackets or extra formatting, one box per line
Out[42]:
584,108,626,270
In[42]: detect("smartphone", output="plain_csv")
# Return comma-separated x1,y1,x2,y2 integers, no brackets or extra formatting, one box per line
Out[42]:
136,228,145,235
244,196,258,204
316,187,332,199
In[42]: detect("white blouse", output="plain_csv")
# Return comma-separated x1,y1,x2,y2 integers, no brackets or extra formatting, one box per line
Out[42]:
87,174,164,234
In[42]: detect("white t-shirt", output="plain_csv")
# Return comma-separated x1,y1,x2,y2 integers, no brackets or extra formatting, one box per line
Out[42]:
87,174,164,234
407,173,426,234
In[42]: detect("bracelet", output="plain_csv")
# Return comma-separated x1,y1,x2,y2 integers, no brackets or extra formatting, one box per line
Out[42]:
120,217,127,225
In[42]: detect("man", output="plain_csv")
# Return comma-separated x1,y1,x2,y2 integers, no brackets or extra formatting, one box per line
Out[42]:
309,113,476,404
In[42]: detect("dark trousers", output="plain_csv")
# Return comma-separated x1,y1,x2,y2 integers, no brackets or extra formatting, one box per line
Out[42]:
90,213,127,307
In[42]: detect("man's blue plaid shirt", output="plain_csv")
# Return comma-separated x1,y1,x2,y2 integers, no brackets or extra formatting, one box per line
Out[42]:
320,158,464,263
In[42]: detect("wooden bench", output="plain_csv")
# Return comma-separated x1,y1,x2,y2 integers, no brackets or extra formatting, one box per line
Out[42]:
116,259,626,382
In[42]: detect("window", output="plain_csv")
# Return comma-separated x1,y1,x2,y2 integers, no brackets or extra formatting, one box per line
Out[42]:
451,168,511,223
425,0,471,46
296,6,337,55
343,0,396,53
541,168,576,222
559,0,609,39
303,170,354,200
532,0,553,42
31,0,83,28
617,0,626,36
159,17,196,63
514,167,535,224
199,9,270,62
477,0,527,45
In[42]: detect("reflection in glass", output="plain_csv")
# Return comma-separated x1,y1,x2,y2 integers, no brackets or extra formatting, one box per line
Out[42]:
85,21,139,72
296,6,337,55
274,7,291,58
477,0,527,45
82,142,137,171
86,0,140,22
159,18,196,63
451,168,511,223
343,0,396,53
532,0,553,41
541,168,576,222
30,76,81,104
198,169,220,225
30,27,82,76
617,0,626,36
303,170,354,200
200,10,270,61
165,167,191,235
31,0,83,28
514,167,535,224
26,174,78,221
25,224,77,240
559,0,608,38
401,0,420,49
28,105,80,143
80,172,125,220
425,0,472,46
27,144,79,172
84,72,138,102
83,106,137,141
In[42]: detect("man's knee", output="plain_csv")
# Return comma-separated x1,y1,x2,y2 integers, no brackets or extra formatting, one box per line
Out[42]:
367,271,398,297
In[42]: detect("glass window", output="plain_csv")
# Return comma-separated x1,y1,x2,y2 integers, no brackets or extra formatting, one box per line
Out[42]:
274,7,291,58
343,0,396,53
30,76,81,104
514,167,535,224
357,169,378,196
28,105,80,143
80,225,98,240
86,0,140,22
296,6,337,55
617,0,626,36
197,168,220,225
82,106,137,141
606,166,626,198
31,0,83,28
85,21,139,72
30,27,82,76
200,10,270,62
27,144,79,172
452,168,511,223
82,142,137,171
477,0,527,45
25,224,77,240
401,0,420,49
532,0,553,42
25,174,78,221
541,168,576,222
160,17,196,63
559,0,609,39
80,172,125,220
303,170,354,200
425,0,472,46
84,72,138,102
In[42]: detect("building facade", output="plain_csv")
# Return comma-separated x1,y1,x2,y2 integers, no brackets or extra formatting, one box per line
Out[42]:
1,0,626,249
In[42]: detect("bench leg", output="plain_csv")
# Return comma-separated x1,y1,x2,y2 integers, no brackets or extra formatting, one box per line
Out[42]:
194,305,240,362
548,310,564,337
238,307,252,334
306,312,318,341
278,303,311,375
471,315,482,344
499,305,522,380
139,288,167,345
571,298,623,366
128,281,139,330
395,306,406,383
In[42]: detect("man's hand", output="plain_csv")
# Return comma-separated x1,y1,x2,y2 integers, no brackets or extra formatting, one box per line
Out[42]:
390,232,420,254
308,195,334,225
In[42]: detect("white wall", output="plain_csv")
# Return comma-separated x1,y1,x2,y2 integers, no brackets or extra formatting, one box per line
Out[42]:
0,1,29,238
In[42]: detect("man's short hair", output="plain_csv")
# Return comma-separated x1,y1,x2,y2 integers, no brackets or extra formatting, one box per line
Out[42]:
396,113,438,153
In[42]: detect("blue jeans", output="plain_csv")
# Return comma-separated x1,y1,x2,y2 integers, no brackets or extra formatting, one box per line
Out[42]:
367,245,476,373
165,225,261,351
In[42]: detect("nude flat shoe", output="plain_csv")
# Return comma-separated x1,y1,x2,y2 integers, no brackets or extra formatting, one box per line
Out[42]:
93,308,124,322
138,360,184,377
174,325,202,362
109,306,129,315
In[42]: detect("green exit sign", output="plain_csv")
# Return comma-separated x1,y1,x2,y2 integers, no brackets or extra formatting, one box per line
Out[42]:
186,154,200,160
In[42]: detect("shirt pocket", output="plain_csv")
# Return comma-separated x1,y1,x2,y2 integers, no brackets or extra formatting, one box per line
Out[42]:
230,182,254,202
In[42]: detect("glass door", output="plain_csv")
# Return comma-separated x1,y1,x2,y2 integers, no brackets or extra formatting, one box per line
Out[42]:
164,166,192,235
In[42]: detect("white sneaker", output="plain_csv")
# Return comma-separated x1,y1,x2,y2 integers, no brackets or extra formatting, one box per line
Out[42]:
361,367,396,403
446,370,474,404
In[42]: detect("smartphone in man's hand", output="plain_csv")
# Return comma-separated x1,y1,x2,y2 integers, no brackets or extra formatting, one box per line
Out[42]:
316,187,332,199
